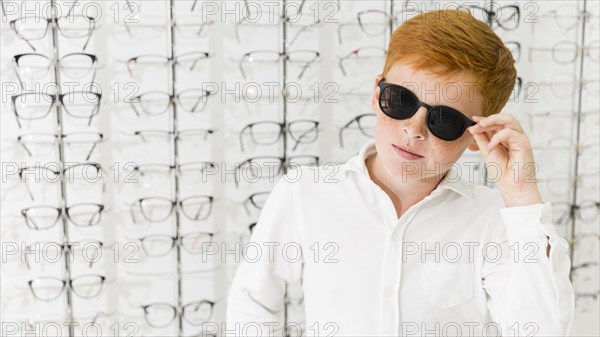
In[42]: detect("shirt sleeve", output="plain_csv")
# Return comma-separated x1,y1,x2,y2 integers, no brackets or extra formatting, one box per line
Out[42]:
482,201,575,337
226,174,304,336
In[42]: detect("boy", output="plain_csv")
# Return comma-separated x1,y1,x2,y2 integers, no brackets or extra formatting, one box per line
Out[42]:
227,9,574,337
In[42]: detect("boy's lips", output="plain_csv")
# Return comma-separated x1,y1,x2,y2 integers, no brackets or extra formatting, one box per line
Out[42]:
393,144,423,156
392,144,424,159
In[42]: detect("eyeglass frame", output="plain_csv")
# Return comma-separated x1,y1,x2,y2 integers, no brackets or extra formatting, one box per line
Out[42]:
129,89,214,116
28,274,106,302
234,4,320,46
24,240,103,269
131,161,217,178
339,113,375,148
551,200,600,225
243,191,270,215
12,52,98,89
537,5,600,33
239,50,320,80
126,51,211,77
140,300,216,328
21,203,105,230
528,40,600,64
234,155,320,187
337,9,393,44
118,14,214,40
18,162,104,201
131,129,216,143
462,4,521,31
135,232,216,257
9,13,97,51
129,196,215,224
239,119,320,152
338,46,387,76
17,131,104,161
11,91,102,128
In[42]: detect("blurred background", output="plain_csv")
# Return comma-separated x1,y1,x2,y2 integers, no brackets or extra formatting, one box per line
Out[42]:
0,0,598,336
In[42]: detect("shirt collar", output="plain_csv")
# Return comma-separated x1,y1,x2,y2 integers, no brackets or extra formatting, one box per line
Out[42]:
341,140,473,200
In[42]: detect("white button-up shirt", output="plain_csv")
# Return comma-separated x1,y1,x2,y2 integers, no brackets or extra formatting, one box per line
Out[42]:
227,140,575,337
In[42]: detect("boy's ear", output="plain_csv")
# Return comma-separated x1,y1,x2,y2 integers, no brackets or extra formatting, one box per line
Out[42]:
372,74,384,110
374,74,384,91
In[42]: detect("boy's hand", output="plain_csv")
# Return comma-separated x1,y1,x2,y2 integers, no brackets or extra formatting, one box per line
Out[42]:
467,114,543,207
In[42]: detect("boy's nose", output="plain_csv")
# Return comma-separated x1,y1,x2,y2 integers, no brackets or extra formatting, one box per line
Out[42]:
401,107,427,140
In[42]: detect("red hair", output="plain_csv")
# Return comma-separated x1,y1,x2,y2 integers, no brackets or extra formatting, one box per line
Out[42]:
383,9,517,116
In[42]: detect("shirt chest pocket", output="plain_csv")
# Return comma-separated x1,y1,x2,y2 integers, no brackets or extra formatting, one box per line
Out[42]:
421,261,475,309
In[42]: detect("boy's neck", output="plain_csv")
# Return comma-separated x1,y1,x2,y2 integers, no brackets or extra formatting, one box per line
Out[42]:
365,153,445,219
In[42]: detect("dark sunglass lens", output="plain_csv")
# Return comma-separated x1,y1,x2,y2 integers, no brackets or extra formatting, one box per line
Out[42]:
379,85,417,120
427,106,467,141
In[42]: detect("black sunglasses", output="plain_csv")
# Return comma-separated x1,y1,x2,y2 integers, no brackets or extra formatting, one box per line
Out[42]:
378,80,476,141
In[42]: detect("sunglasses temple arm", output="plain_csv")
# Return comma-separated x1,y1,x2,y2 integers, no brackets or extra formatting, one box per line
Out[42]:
91,68,97,84
12,94,24,129
192,204,206,220
126,61,135,77
86,143,97,161
239,61,247,80
25,255,32,270
25,183,34,202
298,0,306,11
21,144,33,157
239,133,246,152
130,100,141,117
196,24,205,38
190,97,203,113
82,31,92,51
339,129,345,148
298,60,313,80
124,22,133,37
129,206,137,224
24,37,37,52
338,60,347,76
339,119,356,148
66,0,80,17
288,30,303,47
13,63,26,90
292,138,300,152
292,129,310,151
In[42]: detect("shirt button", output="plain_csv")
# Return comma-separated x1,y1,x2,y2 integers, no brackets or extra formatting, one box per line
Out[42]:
391,232,399,242
384,287,393,296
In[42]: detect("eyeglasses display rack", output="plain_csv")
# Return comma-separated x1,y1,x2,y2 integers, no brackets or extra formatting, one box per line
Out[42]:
50,0,76,335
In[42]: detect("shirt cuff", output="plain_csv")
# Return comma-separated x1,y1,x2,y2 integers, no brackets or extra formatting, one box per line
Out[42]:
499,202,556,241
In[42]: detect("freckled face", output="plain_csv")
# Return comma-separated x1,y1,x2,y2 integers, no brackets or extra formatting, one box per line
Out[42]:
370,62,483,181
